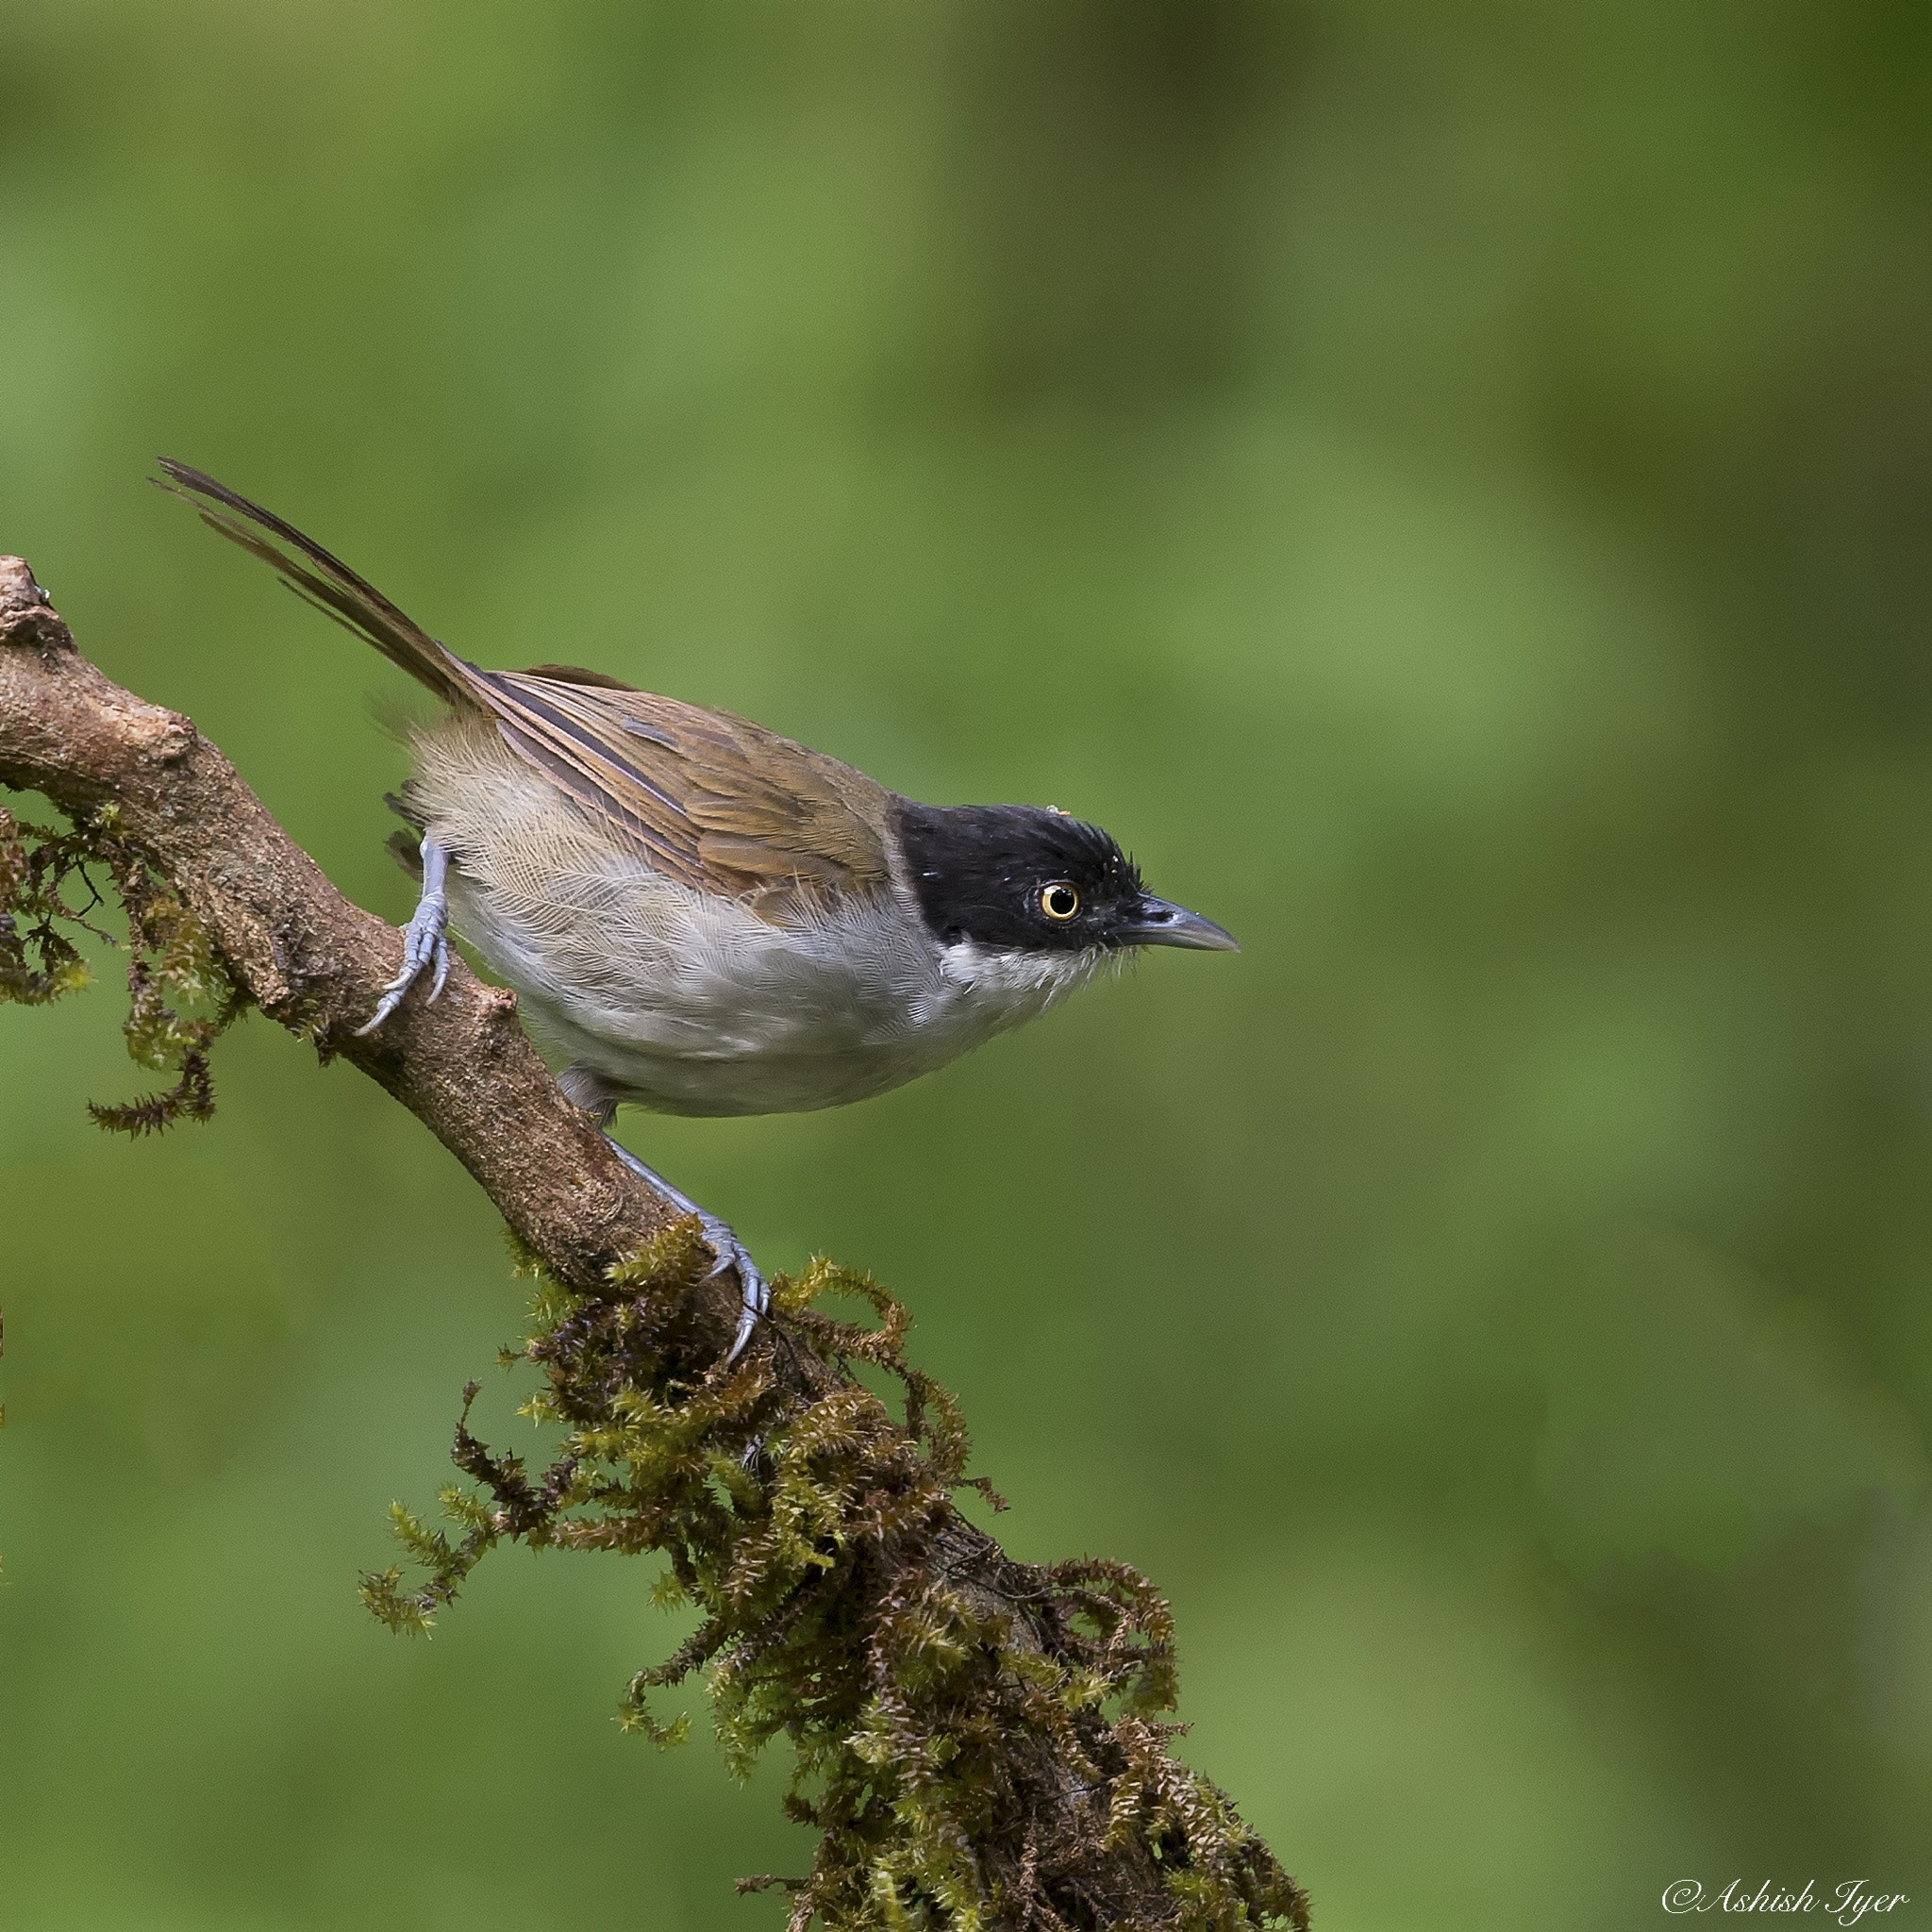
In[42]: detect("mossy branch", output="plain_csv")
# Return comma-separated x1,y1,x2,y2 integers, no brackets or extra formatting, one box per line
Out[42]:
0,556,1308,1931
0,796,247,1128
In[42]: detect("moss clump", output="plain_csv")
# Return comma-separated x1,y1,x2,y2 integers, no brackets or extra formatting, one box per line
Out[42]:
366,1229,1309,1932
0,802,244,1130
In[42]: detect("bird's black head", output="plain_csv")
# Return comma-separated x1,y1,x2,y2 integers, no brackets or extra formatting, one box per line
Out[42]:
891,800,1238,955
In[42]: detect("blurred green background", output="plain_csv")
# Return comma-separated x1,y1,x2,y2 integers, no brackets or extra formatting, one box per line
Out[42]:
5,3,1932,1926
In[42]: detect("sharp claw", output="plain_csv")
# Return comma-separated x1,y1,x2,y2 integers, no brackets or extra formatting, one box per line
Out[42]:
357,965,418,1036
428,933,450,1003
355,982,407,1037
724,1302,759,1366
704,1229,767,1359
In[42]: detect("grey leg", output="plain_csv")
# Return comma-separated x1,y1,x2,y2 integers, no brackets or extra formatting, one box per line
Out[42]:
357,838,452,1036
559,1069,769,1363
603,1134,769,1364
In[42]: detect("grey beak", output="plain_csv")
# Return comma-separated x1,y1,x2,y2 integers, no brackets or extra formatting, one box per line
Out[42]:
1120,896,1241,952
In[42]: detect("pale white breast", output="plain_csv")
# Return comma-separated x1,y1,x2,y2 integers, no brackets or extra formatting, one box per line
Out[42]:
407,716,1106,1116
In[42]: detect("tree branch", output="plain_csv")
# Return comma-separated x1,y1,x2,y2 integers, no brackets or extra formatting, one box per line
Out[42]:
0,555,1307,1932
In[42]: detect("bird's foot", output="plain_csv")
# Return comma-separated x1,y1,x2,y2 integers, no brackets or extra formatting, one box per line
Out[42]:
357,839,451,1036
602,1135,768,1363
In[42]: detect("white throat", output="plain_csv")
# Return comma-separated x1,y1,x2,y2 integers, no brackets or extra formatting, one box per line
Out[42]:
924,937,1109,1034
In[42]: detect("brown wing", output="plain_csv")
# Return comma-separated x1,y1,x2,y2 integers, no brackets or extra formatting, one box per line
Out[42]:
487,674,895,915
158,461,892,918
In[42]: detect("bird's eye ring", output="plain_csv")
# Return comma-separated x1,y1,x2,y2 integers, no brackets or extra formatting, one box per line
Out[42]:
1040,882,1080,921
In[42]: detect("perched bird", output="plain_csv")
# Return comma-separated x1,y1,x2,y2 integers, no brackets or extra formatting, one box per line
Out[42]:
158,461,1238,1357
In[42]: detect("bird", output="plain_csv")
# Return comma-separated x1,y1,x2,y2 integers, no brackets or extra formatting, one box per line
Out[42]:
156,460,1239,1359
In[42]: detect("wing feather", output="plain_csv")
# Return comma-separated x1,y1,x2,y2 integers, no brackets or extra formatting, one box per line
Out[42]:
489,674,894,912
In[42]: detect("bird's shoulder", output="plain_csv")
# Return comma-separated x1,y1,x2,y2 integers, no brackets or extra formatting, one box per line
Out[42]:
483,667,897,919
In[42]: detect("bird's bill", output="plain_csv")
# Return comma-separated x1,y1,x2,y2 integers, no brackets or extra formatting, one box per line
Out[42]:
1120,897,1241,951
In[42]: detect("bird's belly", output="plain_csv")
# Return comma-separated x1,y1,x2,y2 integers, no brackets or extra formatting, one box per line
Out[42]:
523,969,956,1116
443,864,1090,1117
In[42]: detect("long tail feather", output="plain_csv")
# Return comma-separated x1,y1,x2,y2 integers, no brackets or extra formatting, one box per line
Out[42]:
154,460,831,898
153,460,477,709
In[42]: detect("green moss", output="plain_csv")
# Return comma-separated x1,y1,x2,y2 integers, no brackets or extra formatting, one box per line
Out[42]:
0,802,244,1131
369,1231,1309,1931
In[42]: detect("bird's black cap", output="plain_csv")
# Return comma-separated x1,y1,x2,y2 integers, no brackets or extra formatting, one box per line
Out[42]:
891,800,1237,954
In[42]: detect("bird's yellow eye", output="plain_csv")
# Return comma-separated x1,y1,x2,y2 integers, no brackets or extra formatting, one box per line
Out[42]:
1040,882,1080,921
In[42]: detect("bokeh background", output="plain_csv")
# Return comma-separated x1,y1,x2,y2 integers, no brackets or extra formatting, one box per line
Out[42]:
4,3,1932,1926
